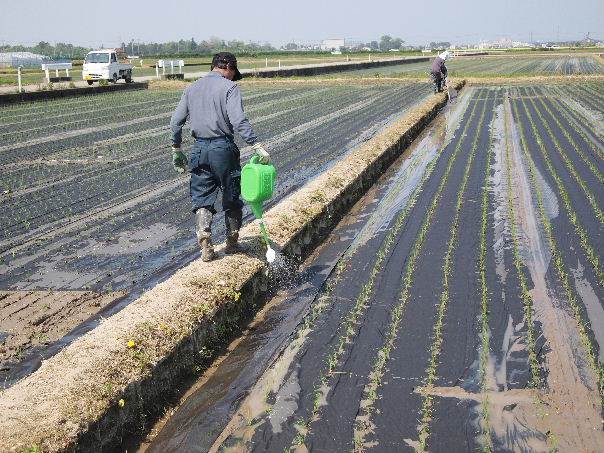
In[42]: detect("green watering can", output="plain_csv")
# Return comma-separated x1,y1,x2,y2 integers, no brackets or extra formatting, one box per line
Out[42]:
241,155,277,262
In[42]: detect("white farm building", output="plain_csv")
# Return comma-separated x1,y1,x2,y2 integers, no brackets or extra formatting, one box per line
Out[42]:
320,38,346,51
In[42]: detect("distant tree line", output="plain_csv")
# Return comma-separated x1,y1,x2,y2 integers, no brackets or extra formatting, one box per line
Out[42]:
1,36,457,60
429,41,452,50
0,41,92,59
0,38,277,60
336,35,407,52
120,37,275,57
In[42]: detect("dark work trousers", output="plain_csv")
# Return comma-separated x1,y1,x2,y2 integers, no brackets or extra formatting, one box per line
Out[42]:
189,137,244,214
431,72,444,92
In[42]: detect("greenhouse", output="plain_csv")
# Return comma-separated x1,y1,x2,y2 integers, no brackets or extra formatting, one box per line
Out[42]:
0,52,48,68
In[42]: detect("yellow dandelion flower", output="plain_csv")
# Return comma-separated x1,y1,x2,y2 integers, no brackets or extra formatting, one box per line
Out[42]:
118,398,125,408
127,340,135,348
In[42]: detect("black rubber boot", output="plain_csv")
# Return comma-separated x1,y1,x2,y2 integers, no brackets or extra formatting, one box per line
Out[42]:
195,208,215,262
224,208,243,254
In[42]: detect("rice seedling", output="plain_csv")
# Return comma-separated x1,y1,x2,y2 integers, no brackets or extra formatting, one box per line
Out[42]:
289,90,479,451
504,98,541,388
477,97,496,453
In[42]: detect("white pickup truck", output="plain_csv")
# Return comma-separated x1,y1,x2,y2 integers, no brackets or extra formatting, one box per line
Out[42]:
82,49,133,85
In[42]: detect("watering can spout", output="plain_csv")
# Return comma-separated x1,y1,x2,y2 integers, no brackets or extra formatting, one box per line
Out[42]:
250,202,264,220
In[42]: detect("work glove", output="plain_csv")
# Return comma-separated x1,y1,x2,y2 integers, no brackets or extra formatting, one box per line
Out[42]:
252,143,270,164
171,146,188,173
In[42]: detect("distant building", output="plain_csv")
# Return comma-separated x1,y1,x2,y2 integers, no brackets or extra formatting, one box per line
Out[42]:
0,52,48,68
320,38,346,51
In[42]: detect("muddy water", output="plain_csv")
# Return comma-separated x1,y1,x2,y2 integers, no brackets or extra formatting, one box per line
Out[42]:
572,261,604,363
501,93,603,451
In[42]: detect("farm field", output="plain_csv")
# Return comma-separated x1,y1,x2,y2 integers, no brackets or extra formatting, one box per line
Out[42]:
143,84,604,452
3,54,602,87
333,55,604,78
0,80,432,380
0,54,400,87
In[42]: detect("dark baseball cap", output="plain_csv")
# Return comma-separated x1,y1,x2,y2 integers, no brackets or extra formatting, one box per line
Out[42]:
211,52,242,81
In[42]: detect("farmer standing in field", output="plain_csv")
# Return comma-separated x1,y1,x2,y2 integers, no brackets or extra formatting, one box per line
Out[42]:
170,52,270,262
431,50,451,93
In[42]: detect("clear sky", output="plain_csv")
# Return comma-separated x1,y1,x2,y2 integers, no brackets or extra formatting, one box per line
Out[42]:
1,0,603,47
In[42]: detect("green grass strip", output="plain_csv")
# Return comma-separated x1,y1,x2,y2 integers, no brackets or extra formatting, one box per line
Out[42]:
477,102,496,453
352,91,485,452
511,97,604,397
417,90,491,451
290,96,473,450
525,87,604,220
504,99,542,389
531,90,604,185
517,92,604,288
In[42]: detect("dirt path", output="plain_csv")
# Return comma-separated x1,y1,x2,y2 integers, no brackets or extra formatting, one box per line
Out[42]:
136,85,604,452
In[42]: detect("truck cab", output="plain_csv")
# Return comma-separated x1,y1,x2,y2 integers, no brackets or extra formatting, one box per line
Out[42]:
82,49,133,85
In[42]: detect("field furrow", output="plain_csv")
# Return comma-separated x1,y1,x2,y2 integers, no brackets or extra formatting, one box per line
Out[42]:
513,91,604,287
524,88,604,221
546,93,604,161
531,89,604,183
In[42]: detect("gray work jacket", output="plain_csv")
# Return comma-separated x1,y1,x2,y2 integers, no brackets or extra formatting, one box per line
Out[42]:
170,71,258,146
431,56,447,76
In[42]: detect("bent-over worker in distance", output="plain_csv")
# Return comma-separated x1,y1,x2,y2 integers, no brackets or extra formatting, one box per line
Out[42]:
431,50,451,93
170,52,270,262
